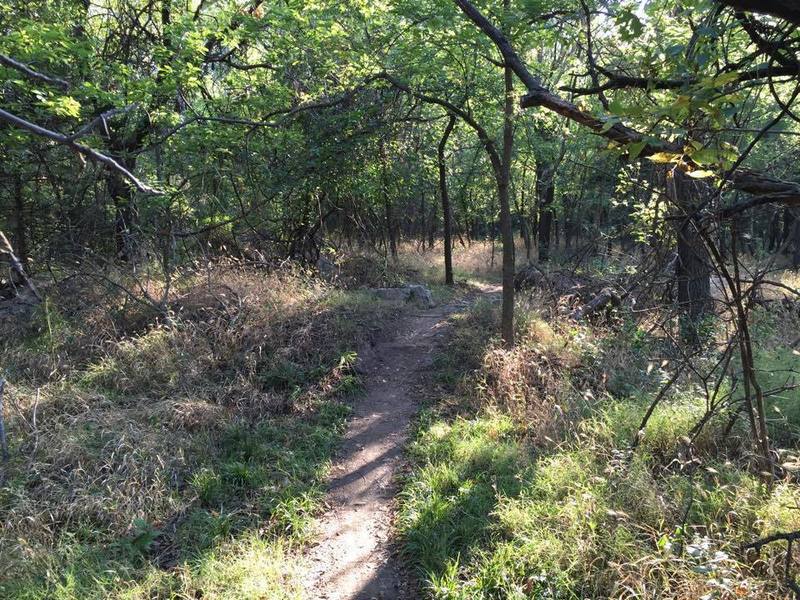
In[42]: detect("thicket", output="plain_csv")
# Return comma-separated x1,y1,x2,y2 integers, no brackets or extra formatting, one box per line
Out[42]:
400,262,800,598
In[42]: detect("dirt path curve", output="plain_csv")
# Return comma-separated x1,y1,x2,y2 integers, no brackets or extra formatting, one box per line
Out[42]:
301,295,477,599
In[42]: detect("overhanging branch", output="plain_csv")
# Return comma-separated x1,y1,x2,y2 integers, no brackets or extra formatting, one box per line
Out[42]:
0,54,70,90
561,64,800,96
376,72,504,177
0,107,163,195
717,0,800,25
451,0,678,156
451,0,800,215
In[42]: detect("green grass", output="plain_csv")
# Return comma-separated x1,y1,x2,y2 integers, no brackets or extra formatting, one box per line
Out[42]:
0,267,406,599
749,307,800,444
399,413,527,578
398,300,798,599
0,401,348,600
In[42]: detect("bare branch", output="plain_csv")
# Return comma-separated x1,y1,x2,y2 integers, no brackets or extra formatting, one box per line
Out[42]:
0,231,41,302
0,107,163,195
0,54,70,90
561,64,800,96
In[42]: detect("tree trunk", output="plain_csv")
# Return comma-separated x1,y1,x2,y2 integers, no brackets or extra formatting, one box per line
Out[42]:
12,174,28,271
570,287,621,321
782,207,798,267
564,198,573,251
516,166,532,261
536,160,555,262
768,208,781,252
666,169,712,327
428,201,436,250
109,157,139,262
787,208,800,268
379,140,397,259
438,115,457,285
418,187,427,247
499,45,515,346
107,117,149,262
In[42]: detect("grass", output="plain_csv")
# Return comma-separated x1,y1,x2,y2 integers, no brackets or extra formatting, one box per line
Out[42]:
0,260,411,599
3,246,796,598
2,405,345,599
393,240,504,287
398,290,799,599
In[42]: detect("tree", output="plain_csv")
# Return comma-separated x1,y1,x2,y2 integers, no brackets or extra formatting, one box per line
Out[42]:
438,114,457,285
450,0,800,466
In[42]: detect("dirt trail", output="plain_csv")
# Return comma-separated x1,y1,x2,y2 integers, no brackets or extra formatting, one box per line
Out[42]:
301,296,474,599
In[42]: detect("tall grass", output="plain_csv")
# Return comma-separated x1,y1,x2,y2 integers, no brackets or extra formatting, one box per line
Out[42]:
0,260,404,599
398,292,799,599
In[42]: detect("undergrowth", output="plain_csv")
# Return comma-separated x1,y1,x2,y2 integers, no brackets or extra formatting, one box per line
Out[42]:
0,259,414,599
399,291,800,599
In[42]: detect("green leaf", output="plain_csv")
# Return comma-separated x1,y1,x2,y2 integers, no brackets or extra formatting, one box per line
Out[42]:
609,98,625,116
44,96,81,118
616,7,643,42
688,147,718,166
627,140,647,160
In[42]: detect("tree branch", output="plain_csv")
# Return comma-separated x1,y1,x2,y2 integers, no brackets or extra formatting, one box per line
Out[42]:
66,104,138,141
734,12,799,69
0,54,70,90
451,0,800,214
0,107,163,195
376,72,504,177
561,64,800,96
716,0,800,25
451,0,679,156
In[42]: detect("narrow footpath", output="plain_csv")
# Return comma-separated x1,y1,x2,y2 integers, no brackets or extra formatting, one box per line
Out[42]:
301,296,473,599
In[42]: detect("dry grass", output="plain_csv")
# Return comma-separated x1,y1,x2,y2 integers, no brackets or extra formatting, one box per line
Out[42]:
0,258,405,598
399,283,800,600
393,240,507,284
478,312,582,442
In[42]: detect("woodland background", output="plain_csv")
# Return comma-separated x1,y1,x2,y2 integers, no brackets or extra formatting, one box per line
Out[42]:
2,0,800,598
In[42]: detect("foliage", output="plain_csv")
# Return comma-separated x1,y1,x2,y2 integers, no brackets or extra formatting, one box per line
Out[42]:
399,297,799,599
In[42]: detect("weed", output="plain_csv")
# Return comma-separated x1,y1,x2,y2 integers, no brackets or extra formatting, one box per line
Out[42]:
399,299,793,599
0,263,399,598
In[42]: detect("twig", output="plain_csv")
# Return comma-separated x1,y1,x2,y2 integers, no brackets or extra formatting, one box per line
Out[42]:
0,230,41,302
743,530,800,552
0,380,9,462
743,530,800,598
29,387,40,465
631,363,687,450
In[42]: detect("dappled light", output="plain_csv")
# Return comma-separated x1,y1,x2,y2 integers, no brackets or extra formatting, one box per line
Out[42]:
2,0,800,598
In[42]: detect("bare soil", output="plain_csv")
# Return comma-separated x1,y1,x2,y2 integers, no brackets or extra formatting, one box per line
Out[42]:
300,296,474,599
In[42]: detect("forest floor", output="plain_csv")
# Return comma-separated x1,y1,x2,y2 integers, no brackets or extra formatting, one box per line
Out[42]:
2,245,799,599
301,284,499,599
